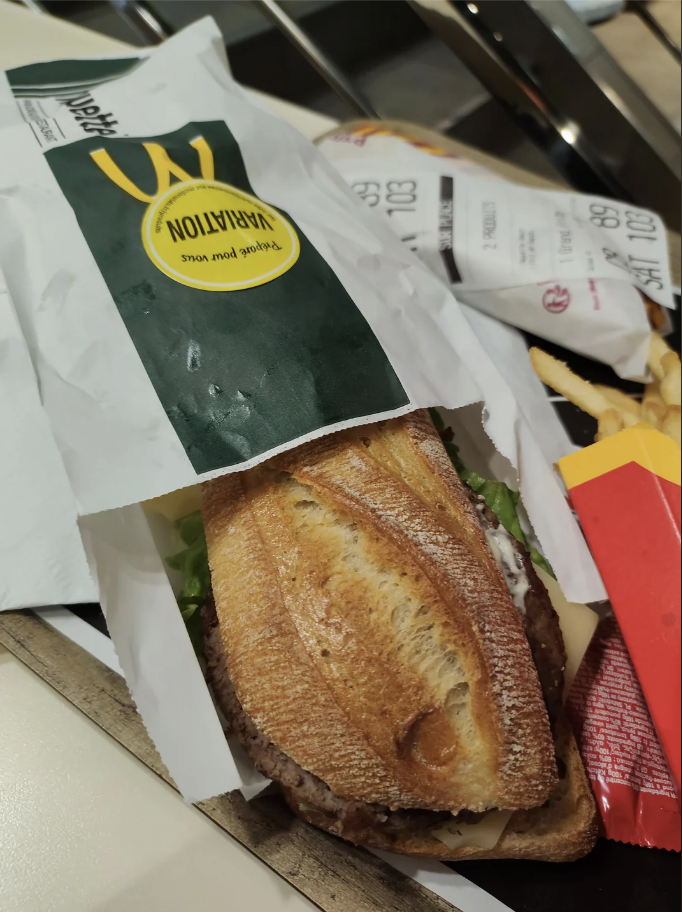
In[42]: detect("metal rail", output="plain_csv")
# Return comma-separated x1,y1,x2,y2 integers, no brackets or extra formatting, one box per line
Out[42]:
255,0,378,119
108,0,172,45
628,0,681,61
408,0,629,198
409,0,681,228
102,0,377,119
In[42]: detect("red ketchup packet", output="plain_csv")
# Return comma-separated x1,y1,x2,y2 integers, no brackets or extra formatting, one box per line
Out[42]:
566,616,681,851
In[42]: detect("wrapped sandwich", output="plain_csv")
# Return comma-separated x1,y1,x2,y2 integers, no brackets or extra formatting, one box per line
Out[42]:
201,411,597,861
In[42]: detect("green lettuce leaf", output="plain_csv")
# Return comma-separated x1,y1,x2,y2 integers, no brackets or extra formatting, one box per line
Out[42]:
165,510,210,663
429,409,553,576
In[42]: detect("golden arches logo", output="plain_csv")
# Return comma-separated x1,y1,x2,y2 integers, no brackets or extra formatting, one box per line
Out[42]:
90,136,299,292
90,136,215,201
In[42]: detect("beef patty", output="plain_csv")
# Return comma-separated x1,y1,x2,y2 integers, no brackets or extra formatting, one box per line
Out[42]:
202,483,566,845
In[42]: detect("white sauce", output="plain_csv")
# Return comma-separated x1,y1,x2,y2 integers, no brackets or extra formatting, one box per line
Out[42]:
484,525,530,616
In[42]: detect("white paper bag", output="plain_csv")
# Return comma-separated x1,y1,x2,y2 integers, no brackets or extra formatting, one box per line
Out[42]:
0,266,95,609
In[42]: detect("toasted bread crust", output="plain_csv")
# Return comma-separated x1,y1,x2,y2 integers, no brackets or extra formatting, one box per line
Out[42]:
284,716,597,862
203,411,556,812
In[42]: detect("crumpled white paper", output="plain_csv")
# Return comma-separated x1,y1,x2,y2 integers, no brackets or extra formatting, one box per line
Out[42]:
318,128,673,379
0,266,95,610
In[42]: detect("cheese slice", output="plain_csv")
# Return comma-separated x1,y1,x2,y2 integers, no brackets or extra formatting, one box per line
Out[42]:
433,810,514,851
143,484,202,522
535,566,599,698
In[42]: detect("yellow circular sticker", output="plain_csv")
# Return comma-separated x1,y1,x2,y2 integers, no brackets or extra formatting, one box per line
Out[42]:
142,179,300,291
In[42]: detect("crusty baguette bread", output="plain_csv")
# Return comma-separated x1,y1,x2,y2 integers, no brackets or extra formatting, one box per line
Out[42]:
284,715,597,862
203,410,557,813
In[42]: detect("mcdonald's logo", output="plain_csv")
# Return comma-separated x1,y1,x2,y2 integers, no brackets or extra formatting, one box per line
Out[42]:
89,135,300,292
90,136,215,201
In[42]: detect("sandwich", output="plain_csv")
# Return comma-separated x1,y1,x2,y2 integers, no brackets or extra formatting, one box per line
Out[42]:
200,409,597,861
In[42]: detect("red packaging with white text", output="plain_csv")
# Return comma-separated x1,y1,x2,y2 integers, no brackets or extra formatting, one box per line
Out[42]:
566,616,681,851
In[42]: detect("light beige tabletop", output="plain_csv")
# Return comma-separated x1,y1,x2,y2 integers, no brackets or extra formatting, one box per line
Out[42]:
0,3,330,910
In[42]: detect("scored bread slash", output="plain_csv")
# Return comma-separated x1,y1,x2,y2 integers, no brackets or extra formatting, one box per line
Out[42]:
203,411,557,813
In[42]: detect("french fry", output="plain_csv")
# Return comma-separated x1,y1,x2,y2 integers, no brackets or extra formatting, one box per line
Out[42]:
641,382,665,428
596,408,624,441
642,405,665,428
660,351,681,407
529,343,680,445
661,370,681,407
661,406,681,446
644,381,666,407
529,348,612,418
594,385,641,420
619,410,642,429
644,297,666,331
647,332,673,382
641,404,665,429
661,351,681,374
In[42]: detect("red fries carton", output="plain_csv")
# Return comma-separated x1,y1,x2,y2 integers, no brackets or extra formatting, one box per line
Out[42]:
559,426,681,845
